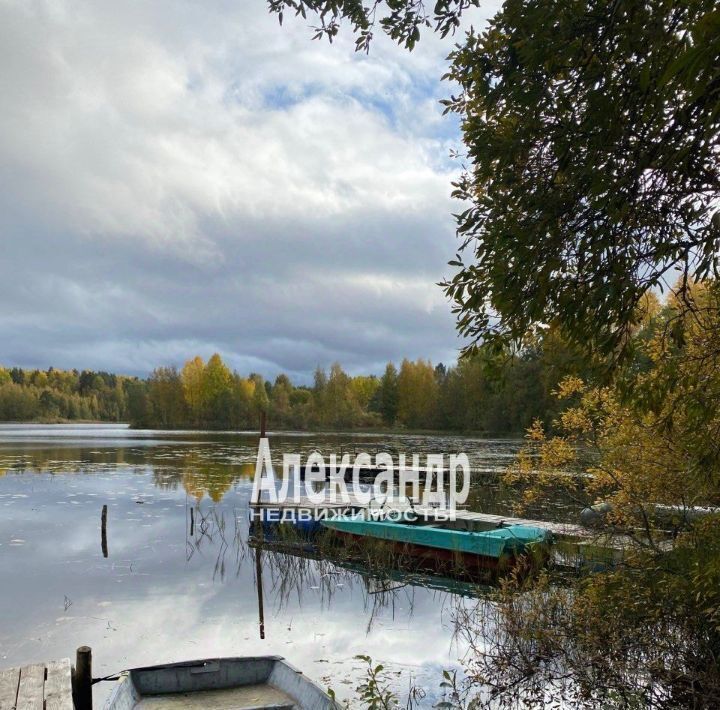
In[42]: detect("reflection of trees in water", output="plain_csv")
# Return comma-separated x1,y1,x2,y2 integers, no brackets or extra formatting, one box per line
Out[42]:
0,445,133,475
161,451,256,502
0,444,259,503
0,437,581,524
148,452,255,502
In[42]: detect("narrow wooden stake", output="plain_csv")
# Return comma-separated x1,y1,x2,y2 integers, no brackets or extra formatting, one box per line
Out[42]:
73,646,92,710
190,506,195,537
101,505,108,558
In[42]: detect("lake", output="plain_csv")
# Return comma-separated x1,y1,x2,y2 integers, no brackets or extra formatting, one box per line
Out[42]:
0,423,564,707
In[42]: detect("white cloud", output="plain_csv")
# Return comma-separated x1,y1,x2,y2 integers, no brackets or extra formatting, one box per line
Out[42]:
0,0,501,379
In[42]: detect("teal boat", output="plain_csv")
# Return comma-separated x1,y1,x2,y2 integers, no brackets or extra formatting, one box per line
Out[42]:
321,516,553,576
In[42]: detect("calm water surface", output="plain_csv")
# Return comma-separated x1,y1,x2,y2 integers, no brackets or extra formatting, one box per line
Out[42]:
0,424,548,707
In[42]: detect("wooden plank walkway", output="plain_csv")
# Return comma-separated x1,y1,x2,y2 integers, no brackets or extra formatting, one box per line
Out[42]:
250,495,592,539
0,659,73,710
451,510,590,538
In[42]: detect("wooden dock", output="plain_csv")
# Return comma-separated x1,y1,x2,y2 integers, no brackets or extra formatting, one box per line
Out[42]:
451,510,590,538
0,659,73,710
250,495,592,539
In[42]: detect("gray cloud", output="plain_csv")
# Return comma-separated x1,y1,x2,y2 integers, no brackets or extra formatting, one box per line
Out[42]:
0,0,501,382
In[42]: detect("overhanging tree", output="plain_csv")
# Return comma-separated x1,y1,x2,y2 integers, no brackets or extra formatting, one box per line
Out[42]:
268,0,720,359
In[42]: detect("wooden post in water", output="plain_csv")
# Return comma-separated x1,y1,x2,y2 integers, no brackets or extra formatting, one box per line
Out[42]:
190,506,195,537
73,646,92,710
101,505,108,558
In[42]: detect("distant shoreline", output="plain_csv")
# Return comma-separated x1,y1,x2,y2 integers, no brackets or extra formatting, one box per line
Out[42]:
0,420,525,437
0,418,118,425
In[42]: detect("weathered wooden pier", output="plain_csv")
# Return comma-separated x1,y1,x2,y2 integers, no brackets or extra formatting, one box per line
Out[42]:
0,659,73,710
0,647,92,710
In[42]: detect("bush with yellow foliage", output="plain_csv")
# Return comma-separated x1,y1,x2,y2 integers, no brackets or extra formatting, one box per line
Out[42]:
472,282,720,708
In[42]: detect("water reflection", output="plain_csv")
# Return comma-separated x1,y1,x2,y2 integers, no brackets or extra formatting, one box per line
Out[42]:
0,431,544,516
0,424,541,706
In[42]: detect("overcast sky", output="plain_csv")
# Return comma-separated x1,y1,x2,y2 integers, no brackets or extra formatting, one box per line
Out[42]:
1,0,502,382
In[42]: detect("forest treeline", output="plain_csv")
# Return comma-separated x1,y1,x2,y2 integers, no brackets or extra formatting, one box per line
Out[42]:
0,328,590,432
0,367,136,422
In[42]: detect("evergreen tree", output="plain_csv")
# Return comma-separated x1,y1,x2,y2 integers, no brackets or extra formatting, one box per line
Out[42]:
377,362,398,426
